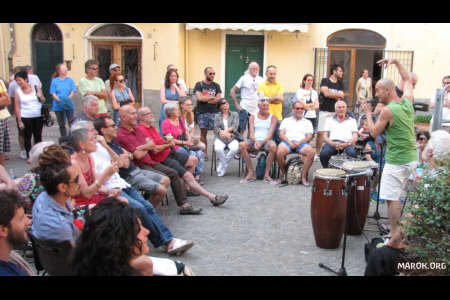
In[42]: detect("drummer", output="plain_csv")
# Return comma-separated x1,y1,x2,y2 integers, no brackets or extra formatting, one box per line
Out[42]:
361,58,417,239
319,100,358,168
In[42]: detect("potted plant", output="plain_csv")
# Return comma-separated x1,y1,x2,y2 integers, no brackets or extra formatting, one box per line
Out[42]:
399,157,450,275
415,114,432,131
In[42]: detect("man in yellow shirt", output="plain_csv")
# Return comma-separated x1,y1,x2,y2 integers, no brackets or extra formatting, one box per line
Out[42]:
257,65,284,121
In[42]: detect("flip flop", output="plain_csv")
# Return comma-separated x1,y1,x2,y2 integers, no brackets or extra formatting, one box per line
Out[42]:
264,178,278,185
240,178,256,184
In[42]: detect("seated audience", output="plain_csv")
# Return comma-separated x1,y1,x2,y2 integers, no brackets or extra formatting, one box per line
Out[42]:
409,131,430,181
179,96,206,184
94,115,170,207
276,101,315,186
213,98,242,177
71,95,99,125
238,98,277,183
319,100,358,168
71,197,194,276
119,104,228,207
0,165,16,191
358,117,380,163
0,190,34,276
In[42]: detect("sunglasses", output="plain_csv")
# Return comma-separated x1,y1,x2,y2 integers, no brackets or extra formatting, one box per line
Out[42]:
209,72,216,75
418,137,427,141
294,107,305,110
89,67,98,70
259,98,269,103
118,79,125,83
220,101,228,106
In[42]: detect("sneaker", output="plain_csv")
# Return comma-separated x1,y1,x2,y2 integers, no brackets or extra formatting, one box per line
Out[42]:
20,150,27,160
166,238,194,256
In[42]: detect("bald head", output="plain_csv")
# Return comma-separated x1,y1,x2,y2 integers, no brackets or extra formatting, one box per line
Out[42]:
377,78,395,91
119,104,138,128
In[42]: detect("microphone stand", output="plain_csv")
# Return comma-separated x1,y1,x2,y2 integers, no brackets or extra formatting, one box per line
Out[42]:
369,135,388,221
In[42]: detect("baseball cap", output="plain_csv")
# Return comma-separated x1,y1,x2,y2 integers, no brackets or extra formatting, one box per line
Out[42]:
109,64,120,71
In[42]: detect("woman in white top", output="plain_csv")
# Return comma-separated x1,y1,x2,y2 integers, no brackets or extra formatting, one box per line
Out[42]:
355,69,372,113
294,74,319,133
14,71,45,160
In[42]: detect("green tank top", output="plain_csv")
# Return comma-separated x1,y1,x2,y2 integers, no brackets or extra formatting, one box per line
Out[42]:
385,98,417,165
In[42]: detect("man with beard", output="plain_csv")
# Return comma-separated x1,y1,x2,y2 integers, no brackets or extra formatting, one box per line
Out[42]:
0,191,33,276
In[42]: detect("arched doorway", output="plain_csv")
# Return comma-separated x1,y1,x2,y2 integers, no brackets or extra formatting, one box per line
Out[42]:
327,29,386,107
32,23,63,107
87,24,142,104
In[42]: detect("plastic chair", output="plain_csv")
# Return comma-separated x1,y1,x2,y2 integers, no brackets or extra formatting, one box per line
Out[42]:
28,232,74,276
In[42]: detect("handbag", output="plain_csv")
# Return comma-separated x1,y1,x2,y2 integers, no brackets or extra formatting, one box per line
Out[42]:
178,117,201,151
59,96,75,111
34,86,54,127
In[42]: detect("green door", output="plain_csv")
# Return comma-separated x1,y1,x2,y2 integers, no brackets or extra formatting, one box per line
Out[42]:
225,35,264,112
35,42,63,108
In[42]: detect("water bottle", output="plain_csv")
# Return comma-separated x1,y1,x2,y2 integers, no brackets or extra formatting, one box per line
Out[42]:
9,169,15,179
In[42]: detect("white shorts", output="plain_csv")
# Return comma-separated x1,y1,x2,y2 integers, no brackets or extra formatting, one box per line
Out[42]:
318,111,334,132
380,162,417,201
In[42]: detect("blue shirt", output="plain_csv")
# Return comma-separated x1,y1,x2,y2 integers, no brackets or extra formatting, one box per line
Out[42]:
113,87,131,104
0,260,28,276
31,191,79,243
49,77,77,111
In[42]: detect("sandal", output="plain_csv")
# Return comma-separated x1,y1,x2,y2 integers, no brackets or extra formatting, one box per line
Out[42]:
264,178,278,185
240,178,256,184
179,204,202,215
211,194,228,206
302,179,310,187
378,223,390,235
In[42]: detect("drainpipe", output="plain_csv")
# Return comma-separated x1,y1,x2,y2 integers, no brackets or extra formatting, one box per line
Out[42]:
185,27,189,94
7,23,15,76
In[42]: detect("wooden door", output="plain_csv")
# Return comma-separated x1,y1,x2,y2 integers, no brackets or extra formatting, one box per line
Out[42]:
225,35,264,112
92,41,142,103
35,42,63,107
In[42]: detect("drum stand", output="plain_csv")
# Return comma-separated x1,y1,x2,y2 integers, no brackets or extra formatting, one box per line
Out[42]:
318,175,355,276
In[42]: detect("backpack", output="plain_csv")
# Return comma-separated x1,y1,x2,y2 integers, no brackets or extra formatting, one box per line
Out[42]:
364,237,385,263
255,152,267,180
286,157,303,185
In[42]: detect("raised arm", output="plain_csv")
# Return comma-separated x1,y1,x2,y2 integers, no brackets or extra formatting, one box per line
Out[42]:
377,58,413,102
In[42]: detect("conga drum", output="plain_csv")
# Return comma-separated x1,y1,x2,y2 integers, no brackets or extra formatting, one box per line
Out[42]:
311,168,347,249
340,161,372,235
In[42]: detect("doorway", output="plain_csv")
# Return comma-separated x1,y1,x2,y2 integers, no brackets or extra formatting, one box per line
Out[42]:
92,41,142,103
225,34,264,112
32,23,63,107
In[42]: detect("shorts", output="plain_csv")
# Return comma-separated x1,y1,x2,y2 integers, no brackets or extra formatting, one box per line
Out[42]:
247,139,274,152
280,140,309,153
238,109,250,132
0,118,11,153
318,111,335,132
380,162,417,201
161,149,189,177
127,168,163,195
196,112,216,130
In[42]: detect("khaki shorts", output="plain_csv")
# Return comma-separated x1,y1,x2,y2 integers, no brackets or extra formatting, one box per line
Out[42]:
317,111,335,132
380,162,417,201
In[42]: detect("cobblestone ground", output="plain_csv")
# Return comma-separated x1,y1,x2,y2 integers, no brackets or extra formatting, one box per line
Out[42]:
4,117,389,276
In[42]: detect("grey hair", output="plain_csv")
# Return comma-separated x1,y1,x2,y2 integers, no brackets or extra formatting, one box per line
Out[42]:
71,128,90,152
82,95,98,107
70,120,93,132
29,141,56,168
164,102,178,118
335,100,347,110
423,130,450,162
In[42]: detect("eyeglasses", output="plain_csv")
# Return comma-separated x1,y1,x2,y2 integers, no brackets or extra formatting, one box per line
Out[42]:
68,175,79,185
294,107,305,110
141,112,152,116
220,101,228,106
209,72,215,75
259,98,269,103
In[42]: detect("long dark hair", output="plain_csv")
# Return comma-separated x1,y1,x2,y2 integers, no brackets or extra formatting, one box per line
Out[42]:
71,197,143,276
164,69,179,89
38,145,72,196
301,74,314,89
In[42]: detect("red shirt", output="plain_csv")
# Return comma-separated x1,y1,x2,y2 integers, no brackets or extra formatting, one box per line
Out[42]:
138,124,171,162
116,125,156,167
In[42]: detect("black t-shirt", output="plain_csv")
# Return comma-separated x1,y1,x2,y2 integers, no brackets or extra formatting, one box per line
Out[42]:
319,77,344,112
193,81,222,114
107,139,137,179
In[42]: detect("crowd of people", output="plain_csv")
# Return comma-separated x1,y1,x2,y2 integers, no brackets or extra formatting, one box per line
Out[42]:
0,57,449,276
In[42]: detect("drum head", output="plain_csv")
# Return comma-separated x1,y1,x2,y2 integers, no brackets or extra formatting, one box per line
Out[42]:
314,168,346,180
342,161,371,172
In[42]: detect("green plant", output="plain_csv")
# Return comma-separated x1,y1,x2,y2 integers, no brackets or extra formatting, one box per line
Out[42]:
402,157,450,275
415,114,432,124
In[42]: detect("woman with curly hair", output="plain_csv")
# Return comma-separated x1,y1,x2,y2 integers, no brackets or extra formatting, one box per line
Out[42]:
71,197,194,276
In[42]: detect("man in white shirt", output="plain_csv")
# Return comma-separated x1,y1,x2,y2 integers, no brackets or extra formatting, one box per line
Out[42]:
230,62,264,134
276,101,315,186
319,100,358,168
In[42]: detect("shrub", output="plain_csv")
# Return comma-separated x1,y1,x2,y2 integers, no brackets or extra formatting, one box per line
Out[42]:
415,114,432,124
402,157,450,275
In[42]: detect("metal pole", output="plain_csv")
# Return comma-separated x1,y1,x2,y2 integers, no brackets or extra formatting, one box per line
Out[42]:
432,84,450,132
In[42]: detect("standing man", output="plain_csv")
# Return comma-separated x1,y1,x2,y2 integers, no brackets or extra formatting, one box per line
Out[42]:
230,62,264,135
316,64,345,155
362,58,417,239
193,67,222,160
257,65,284,121
78,60,108,117
276,101,315,185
